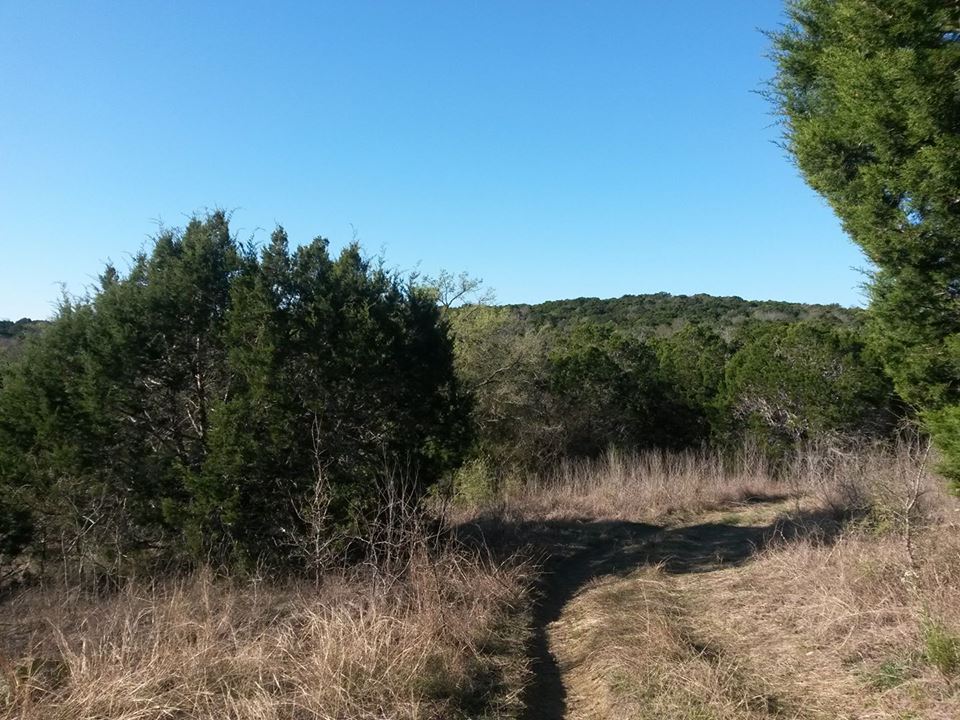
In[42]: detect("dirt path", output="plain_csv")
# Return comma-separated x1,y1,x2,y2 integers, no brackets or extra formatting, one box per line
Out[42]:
516,499,811,719
518,520,659,720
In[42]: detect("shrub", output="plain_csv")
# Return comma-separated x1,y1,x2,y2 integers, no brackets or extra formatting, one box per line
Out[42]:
0,212,469,575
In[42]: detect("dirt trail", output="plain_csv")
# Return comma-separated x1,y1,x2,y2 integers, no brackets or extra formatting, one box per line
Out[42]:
518,520,658,720
517,499,813,720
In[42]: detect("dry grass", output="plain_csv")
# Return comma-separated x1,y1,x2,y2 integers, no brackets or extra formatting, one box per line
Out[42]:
686,514,960,718
0,548,531,720
5,442,958,719
459,447,789,524
541,441,960,719
552,568,797,720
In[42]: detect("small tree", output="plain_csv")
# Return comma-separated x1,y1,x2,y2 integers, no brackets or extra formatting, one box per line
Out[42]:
450,304,557,474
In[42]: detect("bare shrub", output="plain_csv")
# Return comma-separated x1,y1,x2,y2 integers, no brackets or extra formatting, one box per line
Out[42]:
781,438,938,527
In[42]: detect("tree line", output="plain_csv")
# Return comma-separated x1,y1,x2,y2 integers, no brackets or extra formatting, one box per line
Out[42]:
450,303,898,493
504,292,860,337
0,214,901,578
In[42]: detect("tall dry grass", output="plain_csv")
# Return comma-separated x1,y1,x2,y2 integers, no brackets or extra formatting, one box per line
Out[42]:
689,452,960,719
4,440,957,719
501,440,960,718
458,446,787,523
459,439,947,527
0,546,531,719
572,439,960,718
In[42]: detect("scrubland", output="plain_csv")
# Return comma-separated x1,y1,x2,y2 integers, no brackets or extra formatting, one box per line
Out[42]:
4,442,960,719
528,443,960,719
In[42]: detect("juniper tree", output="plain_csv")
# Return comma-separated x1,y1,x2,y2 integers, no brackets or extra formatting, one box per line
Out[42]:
0,213,469,573
770,0,960,476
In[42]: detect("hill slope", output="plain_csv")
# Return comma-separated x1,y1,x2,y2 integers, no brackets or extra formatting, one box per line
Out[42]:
503,292,861,336
0,318,47,353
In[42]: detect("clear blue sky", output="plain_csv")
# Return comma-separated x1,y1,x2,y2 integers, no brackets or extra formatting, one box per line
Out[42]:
0,1,868,321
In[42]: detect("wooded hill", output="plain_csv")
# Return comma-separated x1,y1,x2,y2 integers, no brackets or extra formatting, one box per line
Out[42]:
0,318,46,352
504,292,861,337
2,292,859,353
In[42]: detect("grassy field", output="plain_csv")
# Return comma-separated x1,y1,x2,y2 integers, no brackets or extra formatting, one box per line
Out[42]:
3,443,960,719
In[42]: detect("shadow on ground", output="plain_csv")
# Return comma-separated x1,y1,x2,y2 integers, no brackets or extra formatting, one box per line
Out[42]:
458,504,846,720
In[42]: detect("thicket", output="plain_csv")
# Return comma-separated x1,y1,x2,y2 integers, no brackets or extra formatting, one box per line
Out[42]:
0,212,468,577
0,214,904,577
451,304,900,493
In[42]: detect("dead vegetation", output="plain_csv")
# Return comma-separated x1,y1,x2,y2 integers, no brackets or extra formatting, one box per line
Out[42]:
531,441,960,719
458,446,789,525
3,442,960,719
553,568,795,720
0,545,531,720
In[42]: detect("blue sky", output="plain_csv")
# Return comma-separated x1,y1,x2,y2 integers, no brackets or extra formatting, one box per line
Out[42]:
0,1,868,320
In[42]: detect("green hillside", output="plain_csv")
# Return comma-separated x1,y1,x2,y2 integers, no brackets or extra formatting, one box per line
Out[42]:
503,292,861,337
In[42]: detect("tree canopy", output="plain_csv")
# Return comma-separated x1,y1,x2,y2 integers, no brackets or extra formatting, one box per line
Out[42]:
770,0,960,477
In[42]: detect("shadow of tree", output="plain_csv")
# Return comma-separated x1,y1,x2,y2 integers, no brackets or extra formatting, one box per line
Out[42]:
457,505,846,720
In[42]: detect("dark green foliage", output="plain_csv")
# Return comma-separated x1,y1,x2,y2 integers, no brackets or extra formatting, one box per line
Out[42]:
770,0,960,476
452,311,707,475
0,213,468,573
0,318,46,340
506,292,860,338
547,323,674,456
452,296,898,479
720,322,896,454
654,324,731,445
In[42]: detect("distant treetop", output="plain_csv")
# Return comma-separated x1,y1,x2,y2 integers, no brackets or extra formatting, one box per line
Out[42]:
499,292,860,338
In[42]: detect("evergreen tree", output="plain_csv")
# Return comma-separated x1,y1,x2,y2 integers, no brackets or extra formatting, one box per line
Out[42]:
720,322,896,455
654,324,731,444
547,323,673,456
0,213,468,573
770,0,960,475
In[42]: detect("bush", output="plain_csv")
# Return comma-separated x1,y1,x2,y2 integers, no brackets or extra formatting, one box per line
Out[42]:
0,212,469,575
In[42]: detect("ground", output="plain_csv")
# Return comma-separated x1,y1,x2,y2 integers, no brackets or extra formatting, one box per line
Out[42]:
510,496,960,720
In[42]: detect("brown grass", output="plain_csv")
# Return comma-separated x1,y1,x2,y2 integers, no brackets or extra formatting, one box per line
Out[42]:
540,441,960,719
0,548,531,720
553,568,794,720
5,441,958,719
459,446,789,524
686,512,960,718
